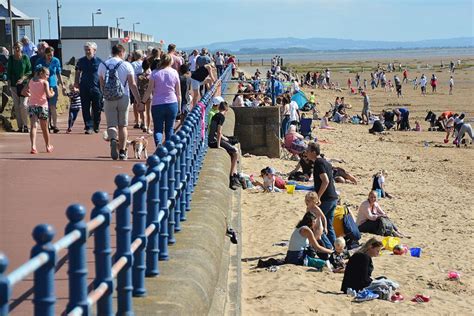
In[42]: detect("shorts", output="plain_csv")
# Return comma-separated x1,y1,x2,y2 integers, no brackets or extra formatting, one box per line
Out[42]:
333,167,347,178
104,95,130,128
191,78,203,90
362,107,369,117
28,106,49,121
209,139,237,155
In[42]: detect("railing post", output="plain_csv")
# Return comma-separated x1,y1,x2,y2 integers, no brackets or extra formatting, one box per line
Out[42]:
131,163,148,297
182,123,194,211
177,130,188,221
31,224,56,316
114,174,134,315
91,191,113,316
156,147,170,261
132,163,148,297
145,155,161,276
164,140,177,244
170,134,182,231
271,76,276,106
65,204,88,315
0,253,10,316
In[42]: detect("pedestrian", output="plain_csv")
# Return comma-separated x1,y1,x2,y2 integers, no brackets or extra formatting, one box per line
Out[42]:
30,41,49,69
420,74,427,96
35,47,67,133
64,83,81,133
188,49,199,74
402,68,408,83
24,65,55,153
325,68,330,85
98,44,141,160
215,51,225,77
361,91,371,125
305,142,338,249
449,76,454,95
394,75,402,98
179,64,191,116
430,74,438,93
190,62,216,107
137,59,152,134
7,41,31,132
168,43,184,72
131,50,145,130
141,53,181,147
74,42,103,134
21,36,36,58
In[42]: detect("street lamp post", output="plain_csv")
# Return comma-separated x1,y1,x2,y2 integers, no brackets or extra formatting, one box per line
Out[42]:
56,0,61,40
132,22,140,33
47,9,51,39
116,17,125,29
92,9,102,27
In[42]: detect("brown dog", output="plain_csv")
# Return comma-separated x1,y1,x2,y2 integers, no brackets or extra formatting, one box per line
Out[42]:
129,136,149,160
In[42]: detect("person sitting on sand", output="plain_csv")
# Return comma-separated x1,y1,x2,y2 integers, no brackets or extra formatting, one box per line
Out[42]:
284,125,307,156
371,170,393,198
341,238,383,292
320,111,335,130
381,109,396,130
328,237,350,273
305,192,329,243
288,152,313,182
356,191,406,238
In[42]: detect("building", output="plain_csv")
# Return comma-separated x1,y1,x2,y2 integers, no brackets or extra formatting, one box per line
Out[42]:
0,0,38,50
61,26,161,63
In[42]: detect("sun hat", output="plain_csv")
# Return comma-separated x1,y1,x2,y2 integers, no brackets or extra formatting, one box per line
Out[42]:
212,96,224,106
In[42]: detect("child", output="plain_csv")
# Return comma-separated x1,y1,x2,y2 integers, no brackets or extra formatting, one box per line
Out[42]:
412,77,418,90
414,120,422,132
371,170,393,198
305,192,328,236
208,101,240,189
320,111,335,130
65,83,81,133
137,59,152,133
24,66,55,154
449,76,454,95
262,167,282,192
328,237,350,273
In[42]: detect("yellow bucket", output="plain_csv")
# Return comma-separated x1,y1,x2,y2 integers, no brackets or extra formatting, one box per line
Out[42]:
382,236,400,251
285,184,296,194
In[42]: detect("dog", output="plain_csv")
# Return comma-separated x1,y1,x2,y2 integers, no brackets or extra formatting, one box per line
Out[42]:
129,136,149,160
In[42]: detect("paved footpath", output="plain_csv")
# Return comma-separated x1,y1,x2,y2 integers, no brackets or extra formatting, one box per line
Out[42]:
0,112,150,314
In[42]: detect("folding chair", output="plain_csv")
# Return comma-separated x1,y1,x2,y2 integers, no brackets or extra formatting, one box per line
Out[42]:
300,118,313,138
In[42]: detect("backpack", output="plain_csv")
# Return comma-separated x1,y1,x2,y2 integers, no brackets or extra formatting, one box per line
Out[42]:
102,61,125,101
342,206,361,244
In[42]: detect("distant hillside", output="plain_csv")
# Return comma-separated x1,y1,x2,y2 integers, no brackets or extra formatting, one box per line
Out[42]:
185,37,474,53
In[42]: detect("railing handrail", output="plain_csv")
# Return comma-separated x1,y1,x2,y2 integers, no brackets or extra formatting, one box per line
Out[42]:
0,64,234,316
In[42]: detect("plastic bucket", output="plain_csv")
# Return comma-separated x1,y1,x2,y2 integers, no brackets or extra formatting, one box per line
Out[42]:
382,236,400,251
410,247,422,258
285,184,296,194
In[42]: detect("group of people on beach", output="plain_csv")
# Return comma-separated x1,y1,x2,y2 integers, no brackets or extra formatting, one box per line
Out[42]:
3,38,235,157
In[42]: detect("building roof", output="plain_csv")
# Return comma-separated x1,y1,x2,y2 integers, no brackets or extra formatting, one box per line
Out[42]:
0,0,36,20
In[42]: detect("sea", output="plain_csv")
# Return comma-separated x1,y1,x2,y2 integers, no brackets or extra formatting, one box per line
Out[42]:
236,47,474,62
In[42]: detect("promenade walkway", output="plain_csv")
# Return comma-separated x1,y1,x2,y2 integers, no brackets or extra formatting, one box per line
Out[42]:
0,113,145,314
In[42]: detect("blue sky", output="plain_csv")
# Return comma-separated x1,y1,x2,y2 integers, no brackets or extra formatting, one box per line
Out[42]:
13,0,474,48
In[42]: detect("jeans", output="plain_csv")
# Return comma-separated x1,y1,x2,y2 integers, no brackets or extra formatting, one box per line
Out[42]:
319,199,338,247
151,102,178,146
68,108,80,129
281,115,290,138
81,89,102,130
216,65,223,77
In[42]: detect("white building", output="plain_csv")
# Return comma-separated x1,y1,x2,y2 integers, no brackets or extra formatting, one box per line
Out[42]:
61,26,160,63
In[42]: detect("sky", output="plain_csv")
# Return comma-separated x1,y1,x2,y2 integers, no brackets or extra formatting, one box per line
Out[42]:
11,0,474,48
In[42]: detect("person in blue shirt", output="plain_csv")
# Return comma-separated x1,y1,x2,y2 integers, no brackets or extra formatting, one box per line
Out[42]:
21,36,37,58
74,42,103,134
35,46,66,133
394,108,410,131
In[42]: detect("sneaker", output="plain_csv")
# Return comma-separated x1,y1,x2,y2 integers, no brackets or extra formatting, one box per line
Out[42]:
119,149,128,161
22,126,29,133
85,129,93,135
52,126,60,133
66,128,72,134
133,123,140,129
140,123,145,130
354,289,379,302
229,175,240,190
94,128,100,134
110,139,119,160
142,125,148,133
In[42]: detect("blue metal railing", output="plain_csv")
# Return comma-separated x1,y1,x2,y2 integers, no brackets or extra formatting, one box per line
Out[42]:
0,65,233,316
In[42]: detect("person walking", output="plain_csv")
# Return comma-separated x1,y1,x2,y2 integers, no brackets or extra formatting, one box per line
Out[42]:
215,51,225,77
20,36,36,58
75,42,103,134
305,142,339,248
35,47,66,133
30,41,49,69
131,50,145,130
394,75,402,98
168,44,184,72
6,41,31,132
141,53,181,147
98,44,141,160
449,76,454,95
361,91,371,124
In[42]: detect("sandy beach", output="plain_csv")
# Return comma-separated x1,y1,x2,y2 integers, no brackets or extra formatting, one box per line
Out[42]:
240,57,474,315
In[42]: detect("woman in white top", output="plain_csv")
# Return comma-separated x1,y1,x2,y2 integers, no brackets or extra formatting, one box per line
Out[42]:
288,100,300,125
357,191,406,237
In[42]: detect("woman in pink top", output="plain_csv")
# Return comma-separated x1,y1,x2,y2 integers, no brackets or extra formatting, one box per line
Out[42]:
24,66,55,154
356,191,406,237
141,53,181,146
